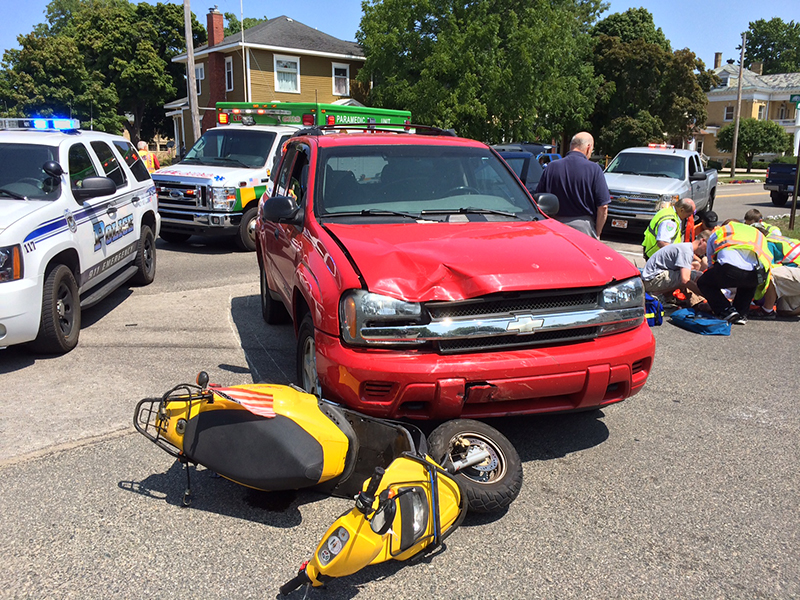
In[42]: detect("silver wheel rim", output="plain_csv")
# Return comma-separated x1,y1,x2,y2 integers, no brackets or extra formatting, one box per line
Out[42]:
448,432,506,484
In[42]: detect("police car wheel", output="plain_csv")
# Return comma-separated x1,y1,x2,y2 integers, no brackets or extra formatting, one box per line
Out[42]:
235,207,258,252
132,225,156,286
29,264,81,354
160,231,191,244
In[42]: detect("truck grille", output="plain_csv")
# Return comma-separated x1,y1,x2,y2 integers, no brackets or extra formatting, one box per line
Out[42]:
608,190,660,211
154,181,207,210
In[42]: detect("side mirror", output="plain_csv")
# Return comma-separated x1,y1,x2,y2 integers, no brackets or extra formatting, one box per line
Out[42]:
689,171,707,181
73,176,117,200
369,498,397,535
262,195,302,225
166,141,176,150
533,192,559,217
43,161,64,178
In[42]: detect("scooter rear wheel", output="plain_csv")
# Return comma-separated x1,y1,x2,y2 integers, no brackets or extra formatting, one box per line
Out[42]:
427,419,522,513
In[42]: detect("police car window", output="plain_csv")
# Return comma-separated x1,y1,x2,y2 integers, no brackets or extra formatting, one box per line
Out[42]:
68,144,99,191
0,143,60,200
114,140,150,182
91,141,127,188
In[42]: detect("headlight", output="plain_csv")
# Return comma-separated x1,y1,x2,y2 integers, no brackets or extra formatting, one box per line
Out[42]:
0,245,23,282
340,290,423,345
211,187,237,210
600,277,644,310
659,194,679,206
397,487,429,551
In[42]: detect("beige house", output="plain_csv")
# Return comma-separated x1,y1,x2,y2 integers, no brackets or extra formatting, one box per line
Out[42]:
699,53,800,164
167,9,366,149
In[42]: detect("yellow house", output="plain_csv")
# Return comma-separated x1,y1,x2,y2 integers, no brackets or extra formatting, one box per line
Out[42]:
167,9,366,149
700,53,800,165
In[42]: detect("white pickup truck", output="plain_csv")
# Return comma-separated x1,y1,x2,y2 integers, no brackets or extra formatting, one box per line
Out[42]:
603,146,718,233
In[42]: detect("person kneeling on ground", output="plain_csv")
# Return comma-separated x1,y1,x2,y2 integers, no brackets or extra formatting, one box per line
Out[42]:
744,208,781,237
641,231,710,301
750,233,800,319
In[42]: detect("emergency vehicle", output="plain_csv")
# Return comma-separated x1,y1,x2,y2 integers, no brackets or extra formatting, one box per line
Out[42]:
0,118,160,353
152,101,411,251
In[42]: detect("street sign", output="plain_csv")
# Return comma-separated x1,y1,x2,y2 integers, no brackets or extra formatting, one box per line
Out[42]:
791,94,800,105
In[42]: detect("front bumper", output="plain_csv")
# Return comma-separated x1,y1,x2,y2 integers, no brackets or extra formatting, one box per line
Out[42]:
315,322,655,419
0,277,43,348
158,209,242,236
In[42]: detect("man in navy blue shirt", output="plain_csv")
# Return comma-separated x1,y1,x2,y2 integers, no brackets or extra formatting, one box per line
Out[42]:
534,132,610,239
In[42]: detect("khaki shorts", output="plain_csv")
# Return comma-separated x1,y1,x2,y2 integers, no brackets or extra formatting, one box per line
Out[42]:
643,269,701,294
773,266,800,313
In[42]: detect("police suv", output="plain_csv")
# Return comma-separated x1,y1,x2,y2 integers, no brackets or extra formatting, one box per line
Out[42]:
0,118,159,353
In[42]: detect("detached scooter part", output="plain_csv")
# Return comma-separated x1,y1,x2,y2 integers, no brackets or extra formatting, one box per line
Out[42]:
134,372,522,513
280,457,465,596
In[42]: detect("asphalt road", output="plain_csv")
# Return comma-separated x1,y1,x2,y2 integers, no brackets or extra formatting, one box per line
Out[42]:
1,185,798,599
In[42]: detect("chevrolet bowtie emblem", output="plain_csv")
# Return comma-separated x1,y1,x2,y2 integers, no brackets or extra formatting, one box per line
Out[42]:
506,315,544,333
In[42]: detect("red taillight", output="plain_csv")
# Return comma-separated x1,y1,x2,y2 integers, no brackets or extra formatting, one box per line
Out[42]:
218,112,229,125
302,114,315,126
404,119,411,131
326,115,336,125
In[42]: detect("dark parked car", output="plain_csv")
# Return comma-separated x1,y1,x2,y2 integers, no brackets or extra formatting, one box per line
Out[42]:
764,162,797,207
495,150,544,194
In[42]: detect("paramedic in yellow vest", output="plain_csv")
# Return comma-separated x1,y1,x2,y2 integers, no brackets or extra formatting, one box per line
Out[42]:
137,141,160,173
696,222,773,325
642,198,696,260
750,234,800,319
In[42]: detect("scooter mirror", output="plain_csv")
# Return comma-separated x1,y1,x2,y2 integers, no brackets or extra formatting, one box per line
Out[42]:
196,371,209,388
369,498,397,535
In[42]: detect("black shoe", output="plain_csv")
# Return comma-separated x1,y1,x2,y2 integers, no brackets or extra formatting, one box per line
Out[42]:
720,307,741,323
731,314,747,325
749,307,776,320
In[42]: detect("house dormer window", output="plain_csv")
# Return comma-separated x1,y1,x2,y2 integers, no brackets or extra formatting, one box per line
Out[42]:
332,63,350,96
275,55,300,93
719,74,729,86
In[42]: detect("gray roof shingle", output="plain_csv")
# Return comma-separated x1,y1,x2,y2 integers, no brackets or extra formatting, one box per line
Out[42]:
710,64,800,93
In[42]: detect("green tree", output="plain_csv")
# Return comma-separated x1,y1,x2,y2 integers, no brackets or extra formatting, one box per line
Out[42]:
356,0,603,145
590,8,716,155
744,18,800,75
715,118,791,172
224,12,269,38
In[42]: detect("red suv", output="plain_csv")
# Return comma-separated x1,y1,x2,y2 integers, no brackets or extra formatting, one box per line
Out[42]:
256,126,654,420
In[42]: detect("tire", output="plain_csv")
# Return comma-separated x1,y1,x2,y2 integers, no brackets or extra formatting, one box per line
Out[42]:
29,264,81,354
260,261,289,324
427,419,523,513
706,188,715,212
131,225,156,286
160,231,191,244
296,313,321,397
235,207,258,252
771,192,789,207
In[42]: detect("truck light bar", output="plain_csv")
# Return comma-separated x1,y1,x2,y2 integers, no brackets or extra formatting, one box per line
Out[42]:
0,117,80,131
648,143,674,149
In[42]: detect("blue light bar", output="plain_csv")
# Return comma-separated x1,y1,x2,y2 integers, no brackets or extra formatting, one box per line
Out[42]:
0,117,80,131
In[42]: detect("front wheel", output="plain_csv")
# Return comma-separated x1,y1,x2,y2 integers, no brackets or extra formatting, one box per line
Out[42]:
296,313,321,397
706,188,715,212
235,207,258,251
28,264,81,354
427,419,523,513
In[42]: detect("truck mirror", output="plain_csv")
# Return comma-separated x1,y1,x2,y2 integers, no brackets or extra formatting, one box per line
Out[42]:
533,192,559,217
689,171,707,181
73,176,117,200
262,195,302,224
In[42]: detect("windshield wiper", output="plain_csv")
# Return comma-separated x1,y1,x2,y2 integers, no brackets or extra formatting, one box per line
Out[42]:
607,169,638,175
324,209,423,220
216,157,252,168
0,188,27,199
181,157,210,165
421,207,522,219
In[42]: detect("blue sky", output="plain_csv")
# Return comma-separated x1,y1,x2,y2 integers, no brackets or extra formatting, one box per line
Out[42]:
0,0,797,70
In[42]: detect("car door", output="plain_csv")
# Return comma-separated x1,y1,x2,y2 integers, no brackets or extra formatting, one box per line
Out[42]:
689,155,708,207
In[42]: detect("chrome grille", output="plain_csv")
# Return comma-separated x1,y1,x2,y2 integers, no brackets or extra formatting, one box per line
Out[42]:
154,180,206,209
427,292,597,319
437,327,600,353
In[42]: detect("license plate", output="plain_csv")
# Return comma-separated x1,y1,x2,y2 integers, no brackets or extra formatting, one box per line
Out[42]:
611,219,628,229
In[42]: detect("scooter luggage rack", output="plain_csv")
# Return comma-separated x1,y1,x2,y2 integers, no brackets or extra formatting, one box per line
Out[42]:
133,383,208,460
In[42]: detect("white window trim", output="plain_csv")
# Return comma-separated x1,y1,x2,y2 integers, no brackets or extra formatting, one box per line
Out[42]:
195,63,205,96
724,106,734,121
274,54,300,94
332,62,350,97
225,56,234,92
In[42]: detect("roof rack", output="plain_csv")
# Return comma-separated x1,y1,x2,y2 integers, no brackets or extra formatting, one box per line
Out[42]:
290,123,457,138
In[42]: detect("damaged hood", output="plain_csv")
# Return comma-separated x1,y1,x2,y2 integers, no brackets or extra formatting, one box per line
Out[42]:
325,220,638,302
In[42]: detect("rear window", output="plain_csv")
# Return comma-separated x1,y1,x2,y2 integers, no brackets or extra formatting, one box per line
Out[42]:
114,140,151,182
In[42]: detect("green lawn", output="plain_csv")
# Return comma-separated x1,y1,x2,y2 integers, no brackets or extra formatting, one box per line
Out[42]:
718,174,766,183
767,215,800,239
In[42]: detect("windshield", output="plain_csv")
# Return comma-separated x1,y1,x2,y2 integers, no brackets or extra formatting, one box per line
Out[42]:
316,145,540,222
183,128,276,168
0,143,61,200
605,152,685,180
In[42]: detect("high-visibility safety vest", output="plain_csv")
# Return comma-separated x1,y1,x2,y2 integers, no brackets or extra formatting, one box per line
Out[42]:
141,150,157,173
683,213,696,242
766,234,800,266
710,222,774,296
754,222,781,237
642,206,681,258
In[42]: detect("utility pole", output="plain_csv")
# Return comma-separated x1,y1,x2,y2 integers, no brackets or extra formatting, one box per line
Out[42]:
730,31,746,178
184,0,201,143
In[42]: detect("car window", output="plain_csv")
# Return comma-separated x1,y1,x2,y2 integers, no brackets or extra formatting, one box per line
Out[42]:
90,141,127,188
68,143,99,193
275,146,298,198
0,143,60,200
114,140,151,182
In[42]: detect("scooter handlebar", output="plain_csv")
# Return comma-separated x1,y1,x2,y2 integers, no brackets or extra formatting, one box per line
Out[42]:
364,466,385,497
279,569,310,596
355,467,385,515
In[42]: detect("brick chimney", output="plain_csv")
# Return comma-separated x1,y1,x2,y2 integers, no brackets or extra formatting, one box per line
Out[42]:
207,6,224,48
714,52,722,69
750,61,763,75
203,6,226,131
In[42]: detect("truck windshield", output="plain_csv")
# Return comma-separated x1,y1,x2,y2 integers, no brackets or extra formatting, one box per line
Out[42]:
0,143,60,200
317,145,541,221
182,128,276,169
606,153,685,180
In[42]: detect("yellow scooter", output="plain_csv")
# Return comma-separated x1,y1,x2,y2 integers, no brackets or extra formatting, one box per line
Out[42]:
280,455,464,596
